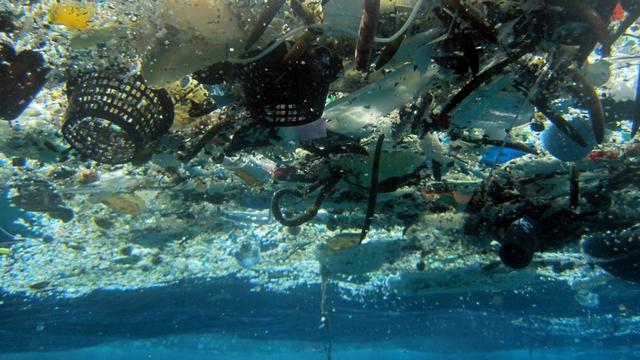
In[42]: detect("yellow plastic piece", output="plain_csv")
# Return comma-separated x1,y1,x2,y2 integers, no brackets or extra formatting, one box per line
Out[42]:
165,78,212,128
99,194,146,216
0,248,10,256
325,233,361,251
48,2,95,30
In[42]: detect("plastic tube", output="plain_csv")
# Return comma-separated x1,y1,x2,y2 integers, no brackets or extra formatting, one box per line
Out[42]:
228,0,427,64
229,24,317,64
375,0,425,43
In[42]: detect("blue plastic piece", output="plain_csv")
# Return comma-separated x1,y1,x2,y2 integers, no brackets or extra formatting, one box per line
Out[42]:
480,146,527,165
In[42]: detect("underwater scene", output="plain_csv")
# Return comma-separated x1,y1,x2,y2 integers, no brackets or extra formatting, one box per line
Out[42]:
1,0,639,359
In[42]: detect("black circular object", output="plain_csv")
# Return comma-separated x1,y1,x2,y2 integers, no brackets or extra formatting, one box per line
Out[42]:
62,74,174,164
499,217,538,269
499,242,533,269
241,44,341,127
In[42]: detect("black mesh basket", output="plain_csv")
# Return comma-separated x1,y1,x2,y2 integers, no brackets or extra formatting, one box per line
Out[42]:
241,45,341,127
62,74,174,164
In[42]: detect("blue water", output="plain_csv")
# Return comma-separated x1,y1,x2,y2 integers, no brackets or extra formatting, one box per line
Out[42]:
3,345,638,360
1,278,639,359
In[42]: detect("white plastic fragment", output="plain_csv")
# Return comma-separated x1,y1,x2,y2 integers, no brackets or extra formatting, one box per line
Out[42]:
324,37,443,137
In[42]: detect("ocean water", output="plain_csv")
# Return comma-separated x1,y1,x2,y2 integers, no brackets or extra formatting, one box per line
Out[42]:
1,277,639,359
2,1,640,359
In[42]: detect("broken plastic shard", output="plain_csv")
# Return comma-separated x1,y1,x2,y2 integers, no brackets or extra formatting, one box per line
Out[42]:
575,289,600,308
324,33,442,137
234,242,261,269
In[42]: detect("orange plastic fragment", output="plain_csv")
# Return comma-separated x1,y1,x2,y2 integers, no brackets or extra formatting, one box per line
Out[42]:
612,1,626,22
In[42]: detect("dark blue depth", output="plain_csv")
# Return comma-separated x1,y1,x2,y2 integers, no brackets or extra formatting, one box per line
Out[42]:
1,276,639,358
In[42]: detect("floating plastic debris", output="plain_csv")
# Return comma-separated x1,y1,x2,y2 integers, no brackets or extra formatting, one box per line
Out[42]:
99,193,146,217
48,2,95,30
480,147,528,165
233,241,261,269
324,233,361,252
62,73,174,164
542,117,597,161
0,43,50,121
240,44,341,127
223,155,275,188
583,225,640,282
0,3,640,354
10,179,74,222
499,217,539,269
575,289,600,308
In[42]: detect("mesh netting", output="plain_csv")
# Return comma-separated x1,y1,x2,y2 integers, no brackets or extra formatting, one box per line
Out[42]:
241,45,340,127
62,74,174,164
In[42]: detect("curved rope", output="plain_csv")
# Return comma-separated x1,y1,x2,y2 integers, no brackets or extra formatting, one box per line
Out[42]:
271,175,341,227
566,69,605,144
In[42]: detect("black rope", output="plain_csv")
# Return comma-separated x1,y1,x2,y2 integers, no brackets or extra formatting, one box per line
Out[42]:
633,63,640,138
178,119,230,163
244,0,287,51
567,69,605,144
271,175,341,227
360,134,384,243
569,164,580,209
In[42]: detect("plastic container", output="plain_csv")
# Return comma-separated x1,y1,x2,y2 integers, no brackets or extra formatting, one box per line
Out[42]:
62,73,174,164
240,45,341,127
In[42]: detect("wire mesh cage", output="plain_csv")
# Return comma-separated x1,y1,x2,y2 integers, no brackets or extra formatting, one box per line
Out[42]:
240,45,341,127
62,74,174,164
